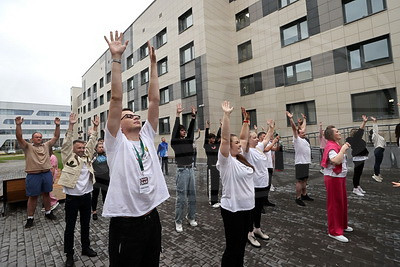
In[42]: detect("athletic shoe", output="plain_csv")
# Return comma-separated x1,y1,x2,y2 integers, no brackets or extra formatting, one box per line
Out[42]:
82,247,97,257
45,211,57,220
50,202,59,211
357,186,366,194
211,203,221,208
253,228,270,240
175,223,183,233
301,194,314,201
25,218,34,229
328,234,348,243
186,216,198,227
344,226,353,232
295,198,306,206
319,169,324,174
352,188,364,196
372,174,382,182
248,233,261,248
261,207,266,214
92,213,98,220
270,184,275,192
378,174,384,181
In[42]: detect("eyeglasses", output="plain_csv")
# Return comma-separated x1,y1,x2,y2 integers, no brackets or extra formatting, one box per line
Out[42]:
121,114,141,121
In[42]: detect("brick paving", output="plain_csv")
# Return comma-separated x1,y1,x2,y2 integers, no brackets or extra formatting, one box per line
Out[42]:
1,160,400,266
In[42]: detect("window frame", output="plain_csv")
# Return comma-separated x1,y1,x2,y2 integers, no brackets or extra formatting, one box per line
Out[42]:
127,76,135,91
140,43,149,60
235,8,250,31
280,0,299,9
286,100,317,126
180,42,195,65
342,0,387,24
157,57,168,76
178,8,193,33
237,40,253,63
284,58,313,86
156,28,167,48
160,87,170,105
240,75,255,96
280,17,309,47
159,117,171,134
141,95,148,110
182,77,197,98
127,54,134,69
141,68,149,85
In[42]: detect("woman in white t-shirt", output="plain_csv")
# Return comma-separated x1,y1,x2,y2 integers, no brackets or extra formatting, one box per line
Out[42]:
243,120,275,248
217,101,255,267
321,125,353,243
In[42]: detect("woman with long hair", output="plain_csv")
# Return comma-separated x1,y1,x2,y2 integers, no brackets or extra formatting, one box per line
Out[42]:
217,101,254,267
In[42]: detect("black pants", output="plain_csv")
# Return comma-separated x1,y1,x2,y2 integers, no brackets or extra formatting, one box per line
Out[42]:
64,193,92,255
250,187,268,230
265,168,273,203
374,147,385,176
353,160,365,188
161,156,169,175
91,187,107,211
221,208,251,267
207,165,220,205
109,209,162,267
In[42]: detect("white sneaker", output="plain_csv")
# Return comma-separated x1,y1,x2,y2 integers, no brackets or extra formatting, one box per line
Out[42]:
248,233,261,248
378,174,384,181
353,188,364,196
186,217,198,227
50,202,59,211
319,169,324,174
211,203,221,208
328,234,348,243
175,223,183,233
372,175,382,183
253,228,270,240
344,226,353,232
270,184,275,192
357,186,366,194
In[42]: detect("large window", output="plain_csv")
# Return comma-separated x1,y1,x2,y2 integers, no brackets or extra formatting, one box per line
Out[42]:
100,112,105,123
36,111,69,117
100,77,104,88
141,68,149,84
343,0,386,23
238,40,252,63
141,95,148,110
107,90,111,102
351,88,398,121
0,109,34,115
93,83,97,93
83,92,86,100
348,35,391,70
156,28,167,48
100,95,104,105
180,42,194,65
158,57,168,76
286,101,317,126
93,99,98,109
280,0,299,8
285,59,312,85
88,103,91,112
182,77,196,98
240,75,255,96
179,9,193,33
128,100,134,111
127,76,134,91
281,17,308,46
106,71,111,84
140,43,149,60
160,87,170,104
87,88,91,97
127,54,134,69
236,8,250,31
159,117,170,134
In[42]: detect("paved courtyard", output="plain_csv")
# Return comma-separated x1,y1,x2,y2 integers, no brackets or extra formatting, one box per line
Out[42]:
1,159,400,266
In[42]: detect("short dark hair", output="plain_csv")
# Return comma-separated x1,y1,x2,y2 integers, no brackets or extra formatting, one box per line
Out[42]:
122,108,133,112
32,132,42,138
324,125,336,141
98,137,104,142
178,125,186,131
257,131,266,139
73,139,85,145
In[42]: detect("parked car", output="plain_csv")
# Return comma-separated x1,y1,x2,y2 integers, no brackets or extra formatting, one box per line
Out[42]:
7,149,16,154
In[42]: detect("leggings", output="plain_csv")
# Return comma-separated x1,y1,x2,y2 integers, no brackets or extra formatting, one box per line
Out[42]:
353,160,365,188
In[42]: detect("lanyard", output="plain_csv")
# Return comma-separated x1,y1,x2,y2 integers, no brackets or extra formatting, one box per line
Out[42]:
133,138,145,172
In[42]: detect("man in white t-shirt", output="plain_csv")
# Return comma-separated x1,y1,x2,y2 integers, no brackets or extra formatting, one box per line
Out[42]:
286,111,313,206
102,32,169,266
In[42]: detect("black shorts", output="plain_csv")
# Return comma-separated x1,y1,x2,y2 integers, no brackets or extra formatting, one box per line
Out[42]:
295,164,309,180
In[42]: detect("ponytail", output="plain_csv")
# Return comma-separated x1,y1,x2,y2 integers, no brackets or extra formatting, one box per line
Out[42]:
236,154,255,171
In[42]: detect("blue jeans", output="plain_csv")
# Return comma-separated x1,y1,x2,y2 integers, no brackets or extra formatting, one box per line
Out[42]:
374,147,385,176
175,167,196,224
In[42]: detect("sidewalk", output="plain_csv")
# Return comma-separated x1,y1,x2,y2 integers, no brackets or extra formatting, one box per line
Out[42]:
1,162,400,266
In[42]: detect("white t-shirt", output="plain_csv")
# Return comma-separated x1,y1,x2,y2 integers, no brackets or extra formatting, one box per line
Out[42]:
244,143,269,188
216,151,255,212
323,150,347,178
293,136,311,164
63,163,93,196
102,121,170,217
264,141,274,168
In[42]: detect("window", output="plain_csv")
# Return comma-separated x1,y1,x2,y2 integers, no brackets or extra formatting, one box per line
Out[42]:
348,35,391,70
100,77,104,88
351,88,398,121
180,42,194,65
343,0,386,23
285,59,312,85
141,68,149,84
93,83,97,93
281,17,308,46
100,112,105,123
182,77,196,97
87,88,91,97
100,95,104,105
87,118,91,127
240,75,255,96
280,0,299,8
238,40,252,63
182,113,197,130
107,90,111,102
127,76,134,91
83,119,86,128
156,28,167,48
127,54,134,69
236,8,250,31
88,103,91,112
106,71,111,83
141,95,148,110
159,117,170,134
160,87,170,104
83,106,86,114
83,92,86,100
36,111,69,117
140,43,149,60
93,99,98,109
157,57,168,76
128,100,134,111
286,101,317,126
178,9,193,33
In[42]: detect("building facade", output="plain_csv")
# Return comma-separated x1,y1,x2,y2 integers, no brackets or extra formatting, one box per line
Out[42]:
72,0,400,158
0,101,70,152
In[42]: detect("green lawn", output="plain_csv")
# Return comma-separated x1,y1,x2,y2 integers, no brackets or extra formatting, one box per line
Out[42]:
0,152,63,169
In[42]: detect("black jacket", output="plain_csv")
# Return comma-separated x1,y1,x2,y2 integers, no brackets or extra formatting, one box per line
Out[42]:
171,116,195,165
346,128,369,157
203,127,221,166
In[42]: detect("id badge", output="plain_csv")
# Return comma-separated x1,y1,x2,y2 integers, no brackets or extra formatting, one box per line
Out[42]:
139,176,150,194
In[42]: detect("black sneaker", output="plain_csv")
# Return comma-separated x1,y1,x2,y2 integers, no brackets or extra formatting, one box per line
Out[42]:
301,194,314,201
261,207,266,214
265,201,276,207
65,254,74,267
25,218,34,229
45,211,57,220
92,213,98,220
295,198,306,206
82,247,97,257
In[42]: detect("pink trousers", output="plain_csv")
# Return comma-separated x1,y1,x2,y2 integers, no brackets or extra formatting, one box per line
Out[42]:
324,176,348,236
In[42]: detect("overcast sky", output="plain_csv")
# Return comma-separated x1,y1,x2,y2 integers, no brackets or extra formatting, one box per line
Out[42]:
0,0,154,106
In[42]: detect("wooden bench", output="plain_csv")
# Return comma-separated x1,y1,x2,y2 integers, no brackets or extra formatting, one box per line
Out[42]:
2,178,28,216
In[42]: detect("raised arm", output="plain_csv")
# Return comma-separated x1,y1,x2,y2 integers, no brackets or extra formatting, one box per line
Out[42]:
204,120,210,147
300,113,307,131
261,120,275,147
319,122,324,138
61,113,77,164
239,107,250,151
15,116,28,149
371,116,379,134
171,104,183,144
220,101,234,157
186,106,197,141
104,31,129,137
86,115,99,157
147,41,160,131
48,117,61,147
330,142,351,165
360,115,368,129
286,111,298,138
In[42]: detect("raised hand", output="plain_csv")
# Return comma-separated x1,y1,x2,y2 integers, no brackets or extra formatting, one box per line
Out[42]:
253,125,258,131
69,113,77,125
286,111,293,119
362,115,368,122
206,120,210,128
148,41,156,64
370,116,377,122
241,107,250,120
267,119,275,128
92,115,100,127
301,113,306,119
176,103,184,115
341,142,351,153
273,135,280,144
15,116,24,125
104,31,129,58
191,106,197,117
54,117,61,126
221,101,233,114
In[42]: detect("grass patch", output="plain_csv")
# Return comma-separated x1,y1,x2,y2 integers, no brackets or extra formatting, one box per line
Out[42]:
0,154,25,163
54,151,63,169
